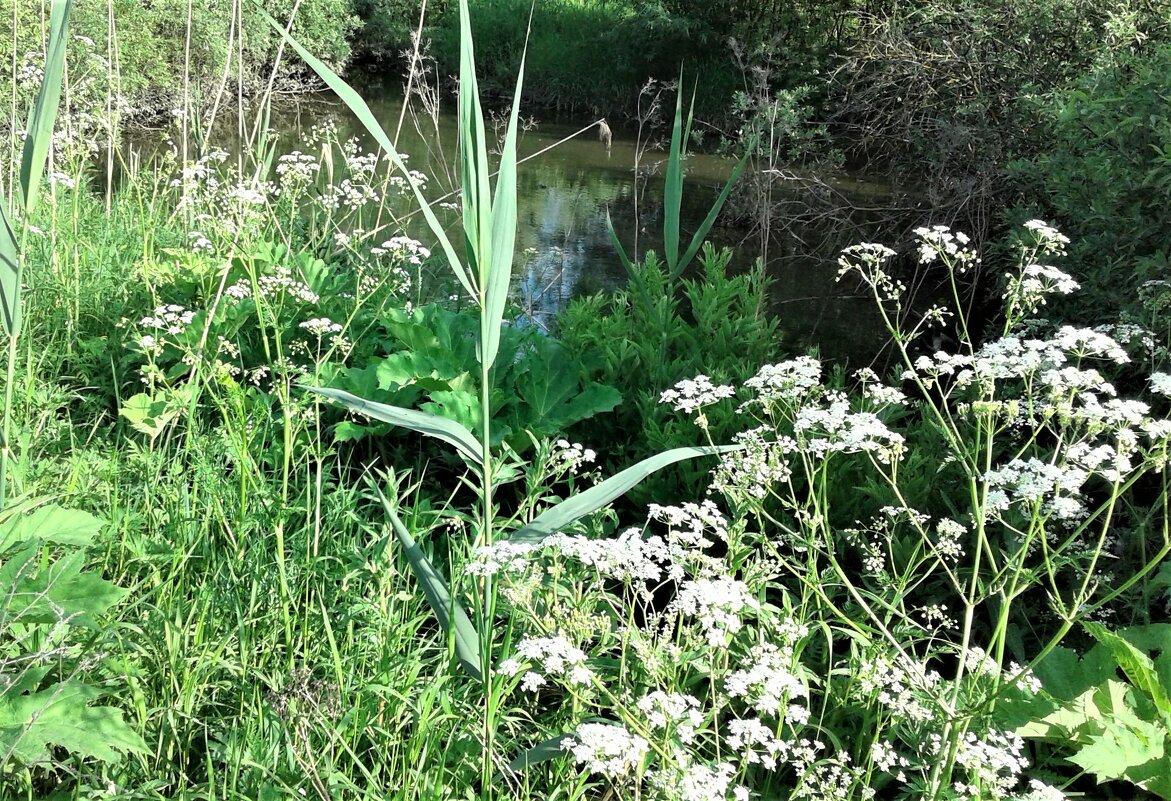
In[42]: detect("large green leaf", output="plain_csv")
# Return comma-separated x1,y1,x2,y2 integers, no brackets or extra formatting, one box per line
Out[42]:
260,9,475,300
0,546,127,627
1086,621,1171,716
1034,643,1118,702
0,503,104,553
310,386,483,466
508,445,739,545
0,679,146,766
19,0,73,217
373,484,482,682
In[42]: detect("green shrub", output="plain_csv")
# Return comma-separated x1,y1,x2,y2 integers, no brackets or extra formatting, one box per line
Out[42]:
1007,43,1171,341
559,243,782,501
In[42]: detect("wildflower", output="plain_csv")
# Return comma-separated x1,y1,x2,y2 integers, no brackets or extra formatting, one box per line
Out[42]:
660,374,736,414
500,635,594,686
637,691,703,743
298,317,343,337
670,577,759,646
554,439,596,473
725,641,808,717
725,718,789,770
740,357,822,408
466,541,539,577
1150,372,1171,398
1023,219,1071,253
562,723,648,779
913,225,978,269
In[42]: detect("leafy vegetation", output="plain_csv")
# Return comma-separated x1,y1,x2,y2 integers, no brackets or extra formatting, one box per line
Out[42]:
1,0,1171,800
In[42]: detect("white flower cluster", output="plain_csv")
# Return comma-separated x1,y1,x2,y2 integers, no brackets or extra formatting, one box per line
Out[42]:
852,652,940,723
711,426,795,498
554,439,596,474
953,729,1030,799
561,723,648,779
1023,219,1071,253
741,357,823,408
660,374,736,414
372,236,432,265
1005,263,1080,314
139,304,196,335
276,151,320,190
913,225,978,270
225,265,320,305
983,457,1090,522
793,392,906,463
669,577,759,646
637,691,703,743
725,640,809,720
653,760,748,801
298,317,343,338
837,243,903,302
499,635,594,687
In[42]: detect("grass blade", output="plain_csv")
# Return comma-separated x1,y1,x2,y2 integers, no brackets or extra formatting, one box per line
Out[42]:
19,0,73,216
481,22,529,369
308,386,483,466
0,204,19,338
606,208,654,311
260,9,476,300
507,445,740,545
373,482,483,682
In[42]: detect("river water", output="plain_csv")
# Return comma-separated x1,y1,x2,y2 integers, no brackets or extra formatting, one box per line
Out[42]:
130,80,899,367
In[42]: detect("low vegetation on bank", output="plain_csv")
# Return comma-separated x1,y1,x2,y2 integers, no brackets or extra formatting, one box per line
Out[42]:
2,2,1171,800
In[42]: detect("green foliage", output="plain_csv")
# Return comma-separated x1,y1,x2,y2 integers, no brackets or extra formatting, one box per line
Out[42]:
1024,623,1171,798
1008,43,1171,338
561,243,781,500
0,0,359,125
331,304,621,451
0,503,145,782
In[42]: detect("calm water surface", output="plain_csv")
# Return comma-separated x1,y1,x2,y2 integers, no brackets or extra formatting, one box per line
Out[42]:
129,81,899,367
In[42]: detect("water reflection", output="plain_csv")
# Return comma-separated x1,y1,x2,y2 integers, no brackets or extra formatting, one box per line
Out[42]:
124,81,902,367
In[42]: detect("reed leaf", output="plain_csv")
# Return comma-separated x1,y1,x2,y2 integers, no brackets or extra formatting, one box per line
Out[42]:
458,0,492,303
481,25,529,370
0,206,19,337
308,387,483,466
675,151,748,280
507,445,740,545
605,208,654,311
260,9,476,300
19,0,73,217
373,483,483,682
507,734,569,772
662,75,686,271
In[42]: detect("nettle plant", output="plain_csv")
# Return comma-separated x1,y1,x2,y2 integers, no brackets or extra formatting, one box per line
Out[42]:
468,222,1171,800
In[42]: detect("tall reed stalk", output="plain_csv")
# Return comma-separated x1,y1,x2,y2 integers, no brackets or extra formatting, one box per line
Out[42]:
265,0,737,786
0,0,72,508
